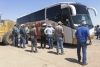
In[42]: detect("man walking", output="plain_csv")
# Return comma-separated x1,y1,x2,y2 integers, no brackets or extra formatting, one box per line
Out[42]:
30,24,37,53
40,23,47,49
44,23,55,49
55,21,65,55
75,21,92,66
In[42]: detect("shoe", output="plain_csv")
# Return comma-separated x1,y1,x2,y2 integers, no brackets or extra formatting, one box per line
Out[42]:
78,60,80,63
34,51,38,53
82,62,88,66
61,53,65,55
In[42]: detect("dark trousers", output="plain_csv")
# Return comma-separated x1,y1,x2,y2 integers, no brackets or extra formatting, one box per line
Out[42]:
41,35,46,48
97,32,100,39
77,42,87,63
14,35,18,47
26,33,29,44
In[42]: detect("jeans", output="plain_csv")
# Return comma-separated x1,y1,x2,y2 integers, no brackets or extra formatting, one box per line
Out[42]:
13,35,18,47
47,34,53,49
31,39,37,52
56,37,64,54
77,42,87,63
20,36,26,48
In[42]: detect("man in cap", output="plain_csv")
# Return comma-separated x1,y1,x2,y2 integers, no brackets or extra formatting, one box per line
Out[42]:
44,23,55,49
55,21,65,55
20,24,26,48
40,23,47,49
75,21,92,66
29,24,37,53
12,24,19,47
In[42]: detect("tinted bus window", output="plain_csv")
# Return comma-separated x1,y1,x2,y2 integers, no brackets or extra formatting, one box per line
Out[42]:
47,5,61,18
72,4,88,14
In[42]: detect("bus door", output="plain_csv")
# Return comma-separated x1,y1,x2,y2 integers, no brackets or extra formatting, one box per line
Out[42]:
61,12,73,44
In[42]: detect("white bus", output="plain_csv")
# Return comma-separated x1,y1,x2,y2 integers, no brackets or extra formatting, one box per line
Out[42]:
17,2,97,45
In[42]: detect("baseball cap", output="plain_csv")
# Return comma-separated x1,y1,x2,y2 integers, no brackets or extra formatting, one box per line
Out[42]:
42,23,46,26
82,21,88,25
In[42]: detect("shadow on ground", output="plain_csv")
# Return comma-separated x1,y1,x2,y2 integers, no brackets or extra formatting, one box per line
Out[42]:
65,58,81,65
0,42,7,46
47,51,57,55
25,50,32,53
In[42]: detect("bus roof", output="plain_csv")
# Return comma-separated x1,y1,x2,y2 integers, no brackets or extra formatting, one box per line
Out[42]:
17,2,81,19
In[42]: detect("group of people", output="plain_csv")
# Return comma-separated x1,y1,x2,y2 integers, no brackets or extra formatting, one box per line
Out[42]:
12,20,92,66
12,21,65,54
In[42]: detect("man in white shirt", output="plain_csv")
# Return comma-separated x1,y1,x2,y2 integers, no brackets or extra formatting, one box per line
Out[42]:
44,23,55,49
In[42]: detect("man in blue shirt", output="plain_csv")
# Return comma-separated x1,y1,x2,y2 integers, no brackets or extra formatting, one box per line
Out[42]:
75,21,92,66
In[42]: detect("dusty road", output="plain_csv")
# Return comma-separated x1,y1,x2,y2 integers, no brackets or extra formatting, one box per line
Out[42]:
0,38,100,67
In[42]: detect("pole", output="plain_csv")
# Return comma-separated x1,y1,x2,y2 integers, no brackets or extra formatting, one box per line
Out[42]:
0,13,1,23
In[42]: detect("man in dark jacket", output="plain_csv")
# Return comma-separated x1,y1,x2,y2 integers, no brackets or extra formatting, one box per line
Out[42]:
20,24,26,48
40,23,47,49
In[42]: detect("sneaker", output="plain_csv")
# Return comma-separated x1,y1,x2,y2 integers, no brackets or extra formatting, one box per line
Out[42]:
82,62,88,66
61,53,65,55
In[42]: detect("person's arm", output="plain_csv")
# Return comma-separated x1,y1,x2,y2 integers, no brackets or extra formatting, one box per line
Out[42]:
87,29,92,45
34,28,37,38
61,27,65,39
44,28,47,35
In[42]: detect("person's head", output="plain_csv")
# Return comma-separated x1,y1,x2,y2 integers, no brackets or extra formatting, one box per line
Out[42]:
82,21,88,27
14,24,17,27
47,23,52,27
20,24,25,28
97,25,99,27
42,23,46,27
31,24,35,28
58,21,63,26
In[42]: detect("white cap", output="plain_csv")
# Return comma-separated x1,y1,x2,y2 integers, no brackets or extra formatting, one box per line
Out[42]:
58,21,63,24
20,24,25,26
42,23,46,26
48,23,52,27
82,21,88,25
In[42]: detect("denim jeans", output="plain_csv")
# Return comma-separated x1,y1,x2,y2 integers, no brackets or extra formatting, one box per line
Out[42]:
77,42,87,63
20,36,26,48
47,34,53,49
31,39,37,52
56,37,64,54
13,35,18,46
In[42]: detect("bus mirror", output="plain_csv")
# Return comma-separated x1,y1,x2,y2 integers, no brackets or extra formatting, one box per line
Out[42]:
61,4,76,16
87,7,97,16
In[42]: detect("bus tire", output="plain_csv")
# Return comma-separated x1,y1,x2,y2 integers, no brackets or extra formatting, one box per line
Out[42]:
3,31,13,45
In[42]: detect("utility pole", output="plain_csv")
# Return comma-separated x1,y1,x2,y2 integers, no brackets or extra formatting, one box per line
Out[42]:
0,13,1,23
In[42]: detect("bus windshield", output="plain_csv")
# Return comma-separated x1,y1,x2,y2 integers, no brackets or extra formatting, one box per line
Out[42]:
72,14,93,29
71,4,93,29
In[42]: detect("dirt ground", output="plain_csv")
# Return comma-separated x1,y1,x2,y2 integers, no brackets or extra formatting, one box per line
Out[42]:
0,37,100,67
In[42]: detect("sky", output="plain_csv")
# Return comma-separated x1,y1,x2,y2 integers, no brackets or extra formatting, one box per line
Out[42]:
0,0,99,25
